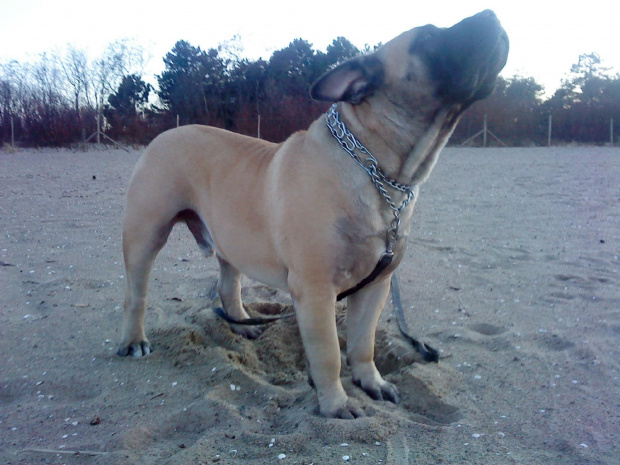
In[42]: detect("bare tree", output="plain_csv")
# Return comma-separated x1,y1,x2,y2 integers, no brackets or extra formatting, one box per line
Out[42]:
30,53,66,113
92,39,148,108
56,45,91,116
0,61,21,118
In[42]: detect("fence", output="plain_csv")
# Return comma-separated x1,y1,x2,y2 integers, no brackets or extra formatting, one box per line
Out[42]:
455,114,616,148
1,112,618,149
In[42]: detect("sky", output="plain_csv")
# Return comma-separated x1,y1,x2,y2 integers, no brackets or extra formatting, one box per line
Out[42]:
1,0,619,96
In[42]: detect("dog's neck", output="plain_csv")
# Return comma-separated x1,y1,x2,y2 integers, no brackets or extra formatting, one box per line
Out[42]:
326,104,415,194
337,103,406,180
337,102,458,186
325,103,416,256
323,102,460,300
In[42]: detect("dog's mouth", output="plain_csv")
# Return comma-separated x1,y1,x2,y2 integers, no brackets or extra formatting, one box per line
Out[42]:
413,10,509,106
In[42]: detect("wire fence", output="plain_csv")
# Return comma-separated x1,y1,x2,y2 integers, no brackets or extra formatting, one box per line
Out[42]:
1,111,617,150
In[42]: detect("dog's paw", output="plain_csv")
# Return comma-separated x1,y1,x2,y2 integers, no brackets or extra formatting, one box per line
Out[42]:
353,377,401,404
230,324,263,339
351,362,401,404
335,403,365,420
321,398,364,420
117,340,153,357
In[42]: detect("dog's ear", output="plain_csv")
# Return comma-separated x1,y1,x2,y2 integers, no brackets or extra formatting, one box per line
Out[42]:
310,56,384,104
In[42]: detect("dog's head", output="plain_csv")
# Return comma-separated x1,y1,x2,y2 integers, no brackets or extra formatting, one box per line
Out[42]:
311,10,509,117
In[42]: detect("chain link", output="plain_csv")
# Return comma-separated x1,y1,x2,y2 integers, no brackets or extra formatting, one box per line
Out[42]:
325,104,415,254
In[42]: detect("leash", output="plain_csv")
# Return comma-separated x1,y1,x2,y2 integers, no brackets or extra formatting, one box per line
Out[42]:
212,306,295,325
390,272,439,363
336,253,393,301
211,275,439,363
209,283,295,325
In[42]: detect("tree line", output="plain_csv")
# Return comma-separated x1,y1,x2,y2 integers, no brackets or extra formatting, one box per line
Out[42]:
1,37,618,147
454,53,620,146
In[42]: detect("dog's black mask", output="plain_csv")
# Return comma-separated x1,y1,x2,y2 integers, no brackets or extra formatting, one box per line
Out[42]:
412,10,509,106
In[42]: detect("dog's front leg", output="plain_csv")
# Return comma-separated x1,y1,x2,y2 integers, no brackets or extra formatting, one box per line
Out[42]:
292,285,363,419
346,276,401,404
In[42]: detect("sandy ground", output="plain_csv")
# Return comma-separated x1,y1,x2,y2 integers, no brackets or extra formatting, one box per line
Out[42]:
0,145,618,465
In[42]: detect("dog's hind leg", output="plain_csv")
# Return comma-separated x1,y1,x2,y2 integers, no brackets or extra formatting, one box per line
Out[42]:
118,214,174,357
216,256,262,339
180,210,260,338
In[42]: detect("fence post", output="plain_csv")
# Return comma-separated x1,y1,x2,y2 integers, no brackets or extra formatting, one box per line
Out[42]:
96,104,101,149
11,116,15,149
611,118,614,146
548,114,552,147
483,114,487,147
177,114,179,128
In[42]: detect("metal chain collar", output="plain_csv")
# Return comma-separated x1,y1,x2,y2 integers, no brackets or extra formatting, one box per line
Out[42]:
325,104,415,255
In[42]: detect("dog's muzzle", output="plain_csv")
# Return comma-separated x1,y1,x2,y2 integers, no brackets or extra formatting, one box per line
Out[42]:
414,10,509,105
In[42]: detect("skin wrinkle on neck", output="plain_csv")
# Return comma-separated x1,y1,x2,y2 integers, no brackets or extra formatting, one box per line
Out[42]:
341,102,405,173
399,107,449,182
335,77,468,198
348,101,452,188
342,102,416,181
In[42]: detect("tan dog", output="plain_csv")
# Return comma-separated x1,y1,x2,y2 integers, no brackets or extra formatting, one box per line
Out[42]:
119,10,508,418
